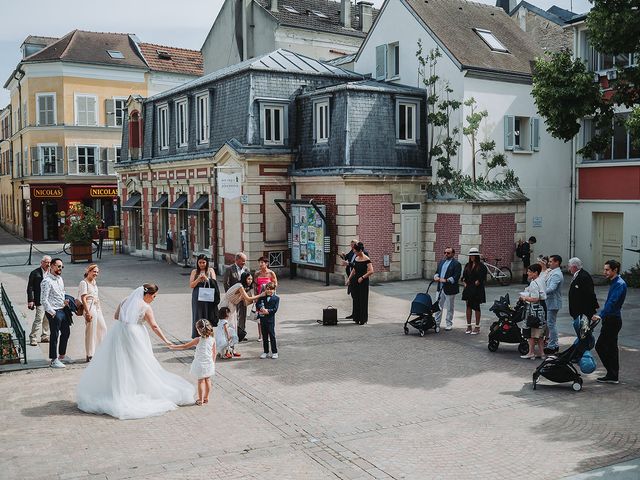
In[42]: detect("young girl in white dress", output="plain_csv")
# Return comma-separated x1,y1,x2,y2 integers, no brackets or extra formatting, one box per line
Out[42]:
215,307,238,359
169,319,216,405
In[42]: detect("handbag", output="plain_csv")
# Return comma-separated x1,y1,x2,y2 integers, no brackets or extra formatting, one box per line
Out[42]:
525,303,544,328
322,306,338,326
198,280,216,303
247,306,258,323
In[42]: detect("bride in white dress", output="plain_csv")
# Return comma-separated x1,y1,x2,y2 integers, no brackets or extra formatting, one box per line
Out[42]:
76,284,195,419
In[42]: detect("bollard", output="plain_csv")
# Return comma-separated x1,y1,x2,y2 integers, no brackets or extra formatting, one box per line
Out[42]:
28,242,33,265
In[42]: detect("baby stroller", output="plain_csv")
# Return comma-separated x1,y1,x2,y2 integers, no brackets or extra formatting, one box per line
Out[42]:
533,316,600,391
487,293,529,355
403,280,440,337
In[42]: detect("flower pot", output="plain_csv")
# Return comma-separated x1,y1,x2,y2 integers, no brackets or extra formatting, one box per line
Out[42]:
70,243,93,263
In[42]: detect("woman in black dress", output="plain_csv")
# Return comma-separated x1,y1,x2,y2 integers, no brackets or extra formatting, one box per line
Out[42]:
190,254,220,337
461,247,488,335
346,242,374,325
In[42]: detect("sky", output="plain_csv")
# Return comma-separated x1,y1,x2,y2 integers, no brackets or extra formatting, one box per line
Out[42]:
0,0,592,106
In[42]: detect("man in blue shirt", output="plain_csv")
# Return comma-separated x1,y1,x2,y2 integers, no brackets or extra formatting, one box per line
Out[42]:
592,259,627,384
433,247,462,331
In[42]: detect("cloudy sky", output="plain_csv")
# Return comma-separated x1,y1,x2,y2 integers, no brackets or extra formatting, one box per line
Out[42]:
0,0,591,106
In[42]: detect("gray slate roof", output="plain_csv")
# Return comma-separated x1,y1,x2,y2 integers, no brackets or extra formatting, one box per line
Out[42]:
325,53,357,66
402,0,542,75
255,0,378,38
510,1,578,26
303,78,425,96
148,49,362,102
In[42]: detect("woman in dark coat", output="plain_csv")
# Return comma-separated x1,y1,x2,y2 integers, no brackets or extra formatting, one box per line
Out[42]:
190,254,220,338
461,247,488,335
346,242,374,325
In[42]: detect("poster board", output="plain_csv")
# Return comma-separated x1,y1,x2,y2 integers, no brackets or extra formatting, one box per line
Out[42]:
291,204,326,267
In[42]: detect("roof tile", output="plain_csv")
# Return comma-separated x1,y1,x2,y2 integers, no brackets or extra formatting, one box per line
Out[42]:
138,43,203,76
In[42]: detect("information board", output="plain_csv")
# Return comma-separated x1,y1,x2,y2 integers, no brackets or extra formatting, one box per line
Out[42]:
291,204,326,267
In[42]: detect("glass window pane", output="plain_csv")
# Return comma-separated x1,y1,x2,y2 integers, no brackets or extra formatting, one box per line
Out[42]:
265,109,272,141
399,104,406,139
274,108,281,141
612,118,628,160
407,105,413,140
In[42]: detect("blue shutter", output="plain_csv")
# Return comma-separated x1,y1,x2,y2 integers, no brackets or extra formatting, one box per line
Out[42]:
531,117,540,151
376,45,387,80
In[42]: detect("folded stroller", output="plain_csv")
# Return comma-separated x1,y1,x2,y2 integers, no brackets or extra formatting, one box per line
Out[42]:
532,316,600,391
487,293,529,355
403,281,440,337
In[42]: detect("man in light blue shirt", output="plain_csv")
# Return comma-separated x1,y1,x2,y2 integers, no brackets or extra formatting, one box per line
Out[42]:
544,254,564,354
433,247,462,331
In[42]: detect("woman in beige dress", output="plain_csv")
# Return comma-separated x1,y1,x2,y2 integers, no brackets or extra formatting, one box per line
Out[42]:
78,264,107,362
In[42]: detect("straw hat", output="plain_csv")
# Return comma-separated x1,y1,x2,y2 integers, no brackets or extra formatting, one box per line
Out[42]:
467,247,481,256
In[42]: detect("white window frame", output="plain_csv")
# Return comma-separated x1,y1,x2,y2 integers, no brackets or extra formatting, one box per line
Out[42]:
76,145,98,174
38,143,59,175
175,98,189,147
36,93,56,126
396,101,417,143
115,145,122,163
157,104,169,150
113,97,127,127
475,28,509,53
388,42,400,79
74,93,98,126
196,93,210,144
504,115,539,152
314,99,330,143
262,104,285,145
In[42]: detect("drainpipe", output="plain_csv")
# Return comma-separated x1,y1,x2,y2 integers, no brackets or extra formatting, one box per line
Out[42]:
212,165,219,273
14,67,26,237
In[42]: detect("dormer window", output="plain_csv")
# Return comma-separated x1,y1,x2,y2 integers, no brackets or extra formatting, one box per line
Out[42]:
283,5,299,13
474,29,508,53
157,49,172,60
107,50,124,59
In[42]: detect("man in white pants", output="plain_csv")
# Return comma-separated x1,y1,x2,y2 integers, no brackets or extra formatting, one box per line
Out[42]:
27,255,51,345
433,247,462,330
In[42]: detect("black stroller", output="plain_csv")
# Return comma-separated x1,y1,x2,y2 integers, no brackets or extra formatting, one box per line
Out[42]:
533,316,600,391
487,293,529,355
403,281,440,337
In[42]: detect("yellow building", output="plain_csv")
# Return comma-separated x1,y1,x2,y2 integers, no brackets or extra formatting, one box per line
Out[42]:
1,31,202,241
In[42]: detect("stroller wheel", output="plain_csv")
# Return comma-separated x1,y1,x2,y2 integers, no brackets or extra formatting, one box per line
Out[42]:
518,341,530,355
572,381,582,392
434,326,440,333
488,339,499,352
419,330,425,337
404,326,409,335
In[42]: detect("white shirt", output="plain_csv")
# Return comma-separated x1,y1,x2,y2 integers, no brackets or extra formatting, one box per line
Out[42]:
526,277,547,301
41,272,66,316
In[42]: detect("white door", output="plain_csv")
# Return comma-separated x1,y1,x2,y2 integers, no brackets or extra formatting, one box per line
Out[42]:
593,212,623,270
401,204,421,280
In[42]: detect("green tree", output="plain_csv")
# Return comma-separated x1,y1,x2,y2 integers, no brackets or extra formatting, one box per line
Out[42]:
531,0,640,155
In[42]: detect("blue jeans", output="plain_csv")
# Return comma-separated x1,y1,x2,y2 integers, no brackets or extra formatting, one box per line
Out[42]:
546,309,559,349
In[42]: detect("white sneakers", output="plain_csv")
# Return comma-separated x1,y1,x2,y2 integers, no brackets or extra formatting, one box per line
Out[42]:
260,353,269,359
60,357,74,364
50,359,65,368
271,353,278,359
260,353,278,359
444,326,453,331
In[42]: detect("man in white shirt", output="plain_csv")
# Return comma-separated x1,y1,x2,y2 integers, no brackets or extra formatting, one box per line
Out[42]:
41,258,71,368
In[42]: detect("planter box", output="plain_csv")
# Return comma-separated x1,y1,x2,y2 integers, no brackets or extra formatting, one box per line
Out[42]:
0,332,19,364
70,243,93,263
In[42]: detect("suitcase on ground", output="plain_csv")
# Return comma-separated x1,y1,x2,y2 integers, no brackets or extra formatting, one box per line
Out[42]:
322,306,338,325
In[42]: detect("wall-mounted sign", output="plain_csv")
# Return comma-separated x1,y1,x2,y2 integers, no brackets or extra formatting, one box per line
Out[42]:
90,186,118,198
532,216,543,228
291,204,326,267
217,171,241,199
32,187,63,198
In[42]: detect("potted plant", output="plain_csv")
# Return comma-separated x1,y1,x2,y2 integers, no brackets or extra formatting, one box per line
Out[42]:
63,204,101,263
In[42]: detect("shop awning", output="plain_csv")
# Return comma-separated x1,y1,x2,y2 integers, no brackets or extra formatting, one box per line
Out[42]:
168,194,188,214
150,193,169,210
121,193,141,211
188,195,209,215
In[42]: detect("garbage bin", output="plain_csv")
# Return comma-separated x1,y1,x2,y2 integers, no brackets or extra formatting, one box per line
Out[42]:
108,226,120,240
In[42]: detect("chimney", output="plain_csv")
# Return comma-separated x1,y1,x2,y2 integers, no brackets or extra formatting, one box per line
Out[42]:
341,0,351,28
357,1,373,33
495,0,516,14
270,0,278,12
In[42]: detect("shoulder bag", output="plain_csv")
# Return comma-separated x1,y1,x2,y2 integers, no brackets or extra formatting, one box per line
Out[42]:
525,282,545,328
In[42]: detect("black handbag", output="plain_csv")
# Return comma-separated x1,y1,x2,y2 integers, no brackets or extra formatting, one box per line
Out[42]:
525,303,544,328
322,306,338,325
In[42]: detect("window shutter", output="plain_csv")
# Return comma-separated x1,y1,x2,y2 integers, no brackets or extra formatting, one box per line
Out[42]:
376,44,387,80
31,147,39,175
97,147,106,175
88,96,97,125
504,115,515,151
105,99,115,127
67,146,77,174
107,147,116,175
37,96,44,126
56,146,64,174
531,117,540,151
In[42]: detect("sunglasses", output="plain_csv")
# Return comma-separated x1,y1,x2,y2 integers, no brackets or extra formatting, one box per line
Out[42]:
54,265,64,269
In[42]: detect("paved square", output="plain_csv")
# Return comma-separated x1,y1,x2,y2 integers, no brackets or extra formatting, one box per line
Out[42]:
1,238,639,480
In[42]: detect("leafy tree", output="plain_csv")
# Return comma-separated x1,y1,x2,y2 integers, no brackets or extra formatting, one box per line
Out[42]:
531,0,640,155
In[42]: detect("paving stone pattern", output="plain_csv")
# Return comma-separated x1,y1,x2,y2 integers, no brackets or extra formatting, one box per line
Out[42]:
1,242,639,479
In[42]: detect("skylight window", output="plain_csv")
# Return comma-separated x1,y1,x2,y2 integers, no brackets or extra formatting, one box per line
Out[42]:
311,10,328,18
474,28,508,53
107,50,124,59
283,5,299,13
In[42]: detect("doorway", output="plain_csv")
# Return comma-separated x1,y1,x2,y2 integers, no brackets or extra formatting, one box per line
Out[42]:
401,203,421,280
177,209,189,263
42,201,59,241
593,212,623,270
129,208,142,250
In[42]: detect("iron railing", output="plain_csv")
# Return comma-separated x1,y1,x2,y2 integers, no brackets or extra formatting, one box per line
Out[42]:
1,283,27,364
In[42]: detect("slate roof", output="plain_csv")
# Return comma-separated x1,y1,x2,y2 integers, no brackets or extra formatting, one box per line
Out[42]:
138,43,203,76
21,35,59,47
401,0,542,76
509,1,578,26
325,53,357,66
255,0,378,38
22,30,148,69
303,78,424,96
148,49,362,101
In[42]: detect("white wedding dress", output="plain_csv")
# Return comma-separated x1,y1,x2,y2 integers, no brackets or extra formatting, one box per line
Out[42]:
76,287,195,420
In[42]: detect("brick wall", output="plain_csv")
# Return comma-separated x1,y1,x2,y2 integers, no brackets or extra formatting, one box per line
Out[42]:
357,194,394,272
480,213,516,265
434,213,461,259
301,194,337,273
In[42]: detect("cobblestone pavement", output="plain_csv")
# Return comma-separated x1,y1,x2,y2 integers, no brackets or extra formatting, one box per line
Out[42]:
1,238,639,480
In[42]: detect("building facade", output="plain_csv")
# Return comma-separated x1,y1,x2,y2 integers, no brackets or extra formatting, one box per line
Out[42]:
507,1,577,53
1,31,202,241
117,50,430,282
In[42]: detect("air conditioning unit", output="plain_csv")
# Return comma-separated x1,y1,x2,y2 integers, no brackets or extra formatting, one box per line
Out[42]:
606,70,617,81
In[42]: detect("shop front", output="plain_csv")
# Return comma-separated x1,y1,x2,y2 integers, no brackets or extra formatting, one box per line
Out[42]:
27,184,119,241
